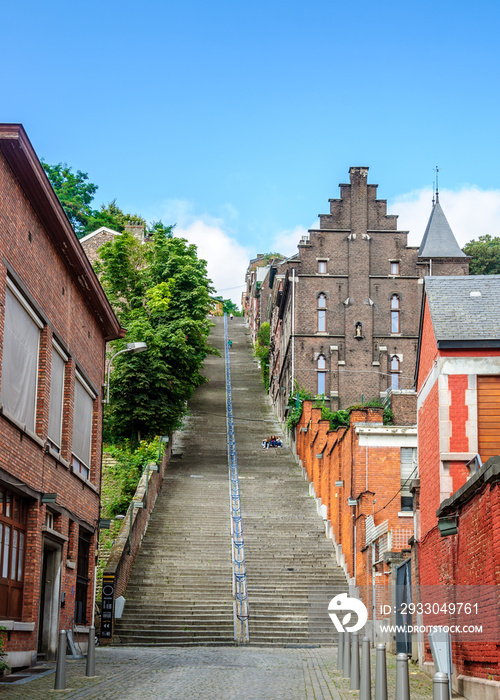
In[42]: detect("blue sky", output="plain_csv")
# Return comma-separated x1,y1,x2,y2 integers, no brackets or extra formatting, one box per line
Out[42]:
3,0,500,302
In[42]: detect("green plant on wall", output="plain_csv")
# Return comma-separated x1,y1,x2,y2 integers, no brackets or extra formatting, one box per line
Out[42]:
0,626,10,674
285,382,314,431
254,322,271,390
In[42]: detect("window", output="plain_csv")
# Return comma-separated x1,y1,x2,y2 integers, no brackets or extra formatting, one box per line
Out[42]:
390,261,400,275
317,355,326,395
0,486,27,620
391,295,400,333
401,448,417,511
75,529,91,624
48,342,67,453
317,294,327,332
1,284,43,431
390,355,400,390
318,260,327,274
72,374,95,481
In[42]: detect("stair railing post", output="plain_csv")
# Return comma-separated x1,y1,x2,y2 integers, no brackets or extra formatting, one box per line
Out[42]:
54,630,67,690
360,636,372,700
343,629,351,678
433,672,449,700
375,643,388,700
396,653,410,700
350,631,360,690
337,630,344,671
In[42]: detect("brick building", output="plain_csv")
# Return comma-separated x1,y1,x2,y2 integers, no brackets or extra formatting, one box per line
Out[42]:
0,125,124,667
295,402,417,649
80,223,146,266
414,275,500,699
264,168,469,422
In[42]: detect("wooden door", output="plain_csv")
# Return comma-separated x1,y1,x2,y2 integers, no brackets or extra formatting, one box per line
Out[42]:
477,376,500,464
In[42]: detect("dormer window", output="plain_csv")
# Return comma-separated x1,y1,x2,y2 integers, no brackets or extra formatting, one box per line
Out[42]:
390,261,400,275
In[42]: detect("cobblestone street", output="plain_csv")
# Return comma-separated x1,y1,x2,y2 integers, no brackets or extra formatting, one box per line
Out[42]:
0,646,435,700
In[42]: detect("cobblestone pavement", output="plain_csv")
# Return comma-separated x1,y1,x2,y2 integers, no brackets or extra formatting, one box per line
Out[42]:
0,646,436,700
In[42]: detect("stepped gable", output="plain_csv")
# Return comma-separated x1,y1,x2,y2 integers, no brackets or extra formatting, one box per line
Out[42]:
418,199,466,258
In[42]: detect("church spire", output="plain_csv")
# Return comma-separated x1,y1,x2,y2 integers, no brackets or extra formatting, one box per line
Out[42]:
418,197,466,258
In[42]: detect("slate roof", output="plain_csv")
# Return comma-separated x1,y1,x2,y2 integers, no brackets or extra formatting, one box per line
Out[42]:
418,200,466,258
425,275,500,343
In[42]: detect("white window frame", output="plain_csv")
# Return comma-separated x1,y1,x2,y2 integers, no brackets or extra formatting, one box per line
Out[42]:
47,340,68,453
71,371,97,482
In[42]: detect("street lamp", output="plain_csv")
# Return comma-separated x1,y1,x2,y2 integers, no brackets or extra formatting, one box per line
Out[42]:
104,342,148,404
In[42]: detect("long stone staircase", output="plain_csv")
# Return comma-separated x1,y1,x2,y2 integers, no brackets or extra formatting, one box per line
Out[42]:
114,317,347,646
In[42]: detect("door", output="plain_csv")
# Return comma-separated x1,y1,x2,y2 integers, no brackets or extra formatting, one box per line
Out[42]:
37,541,62,659
477,376,500,464
395,558,412,655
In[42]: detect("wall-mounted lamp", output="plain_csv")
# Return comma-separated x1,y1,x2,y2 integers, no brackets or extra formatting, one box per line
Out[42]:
437,516,458,537
104,342,148,404
41,493,57,504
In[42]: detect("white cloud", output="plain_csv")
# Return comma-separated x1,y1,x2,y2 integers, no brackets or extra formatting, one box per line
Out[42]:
175,219,250,306
149,199,250,306
271,224,313,257
390,187,500,248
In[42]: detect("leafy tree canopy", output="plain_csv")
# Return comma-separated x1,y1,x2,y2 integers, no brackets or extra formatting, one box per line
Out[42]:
42,161,97,235
99,229,216,442
42,161,144,238
463,235,500,275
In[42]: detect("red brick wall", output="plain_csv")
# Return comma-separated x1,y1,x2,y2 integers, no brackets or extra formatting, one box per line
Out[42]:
418,481,500,680
418,382,441,538
417,299,438,391
296,404,413,609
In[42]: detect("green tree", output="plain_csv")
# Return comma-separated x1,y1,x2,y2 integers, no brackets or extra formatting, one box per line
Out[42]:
43,161,146,238
255,322,271,389
42,161,97,235
222,299,242,316
463,235,500,275
99,228,216,442
85,200,146,235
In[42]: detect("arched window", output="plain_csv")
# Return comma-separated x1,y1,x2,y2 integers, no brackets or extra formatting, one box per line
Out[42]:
390,355,400,389
391,295,400,333
317,294,326,332
317,354,326,395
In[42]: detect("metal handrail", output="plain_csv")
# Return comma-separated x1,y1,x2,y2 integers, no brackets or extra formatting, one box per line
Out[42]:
224,313,249,643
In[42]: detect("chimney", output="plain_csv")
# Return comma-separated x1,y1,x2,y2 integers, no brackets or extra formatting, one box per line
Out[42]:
124,223,145,243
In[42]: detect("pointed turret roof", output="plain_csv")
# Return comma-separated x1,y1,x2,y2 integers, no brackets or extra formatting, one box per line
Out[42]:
418,199,466,258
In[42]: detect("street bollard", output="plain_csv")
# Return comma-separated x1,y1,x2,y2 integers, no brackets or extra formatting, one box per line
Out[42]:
86,625,96,677
350,631,360,690
343,630,351,678
433,672,450,700
337,630,344,671
360,636,372,700
375,643,388,700
54,630,67,690
395,653,410,700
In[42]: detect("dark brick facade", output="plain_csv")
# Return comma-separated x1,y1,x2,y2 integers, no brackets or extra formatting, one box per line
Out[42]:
267,167,469,423
0,125,123,667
